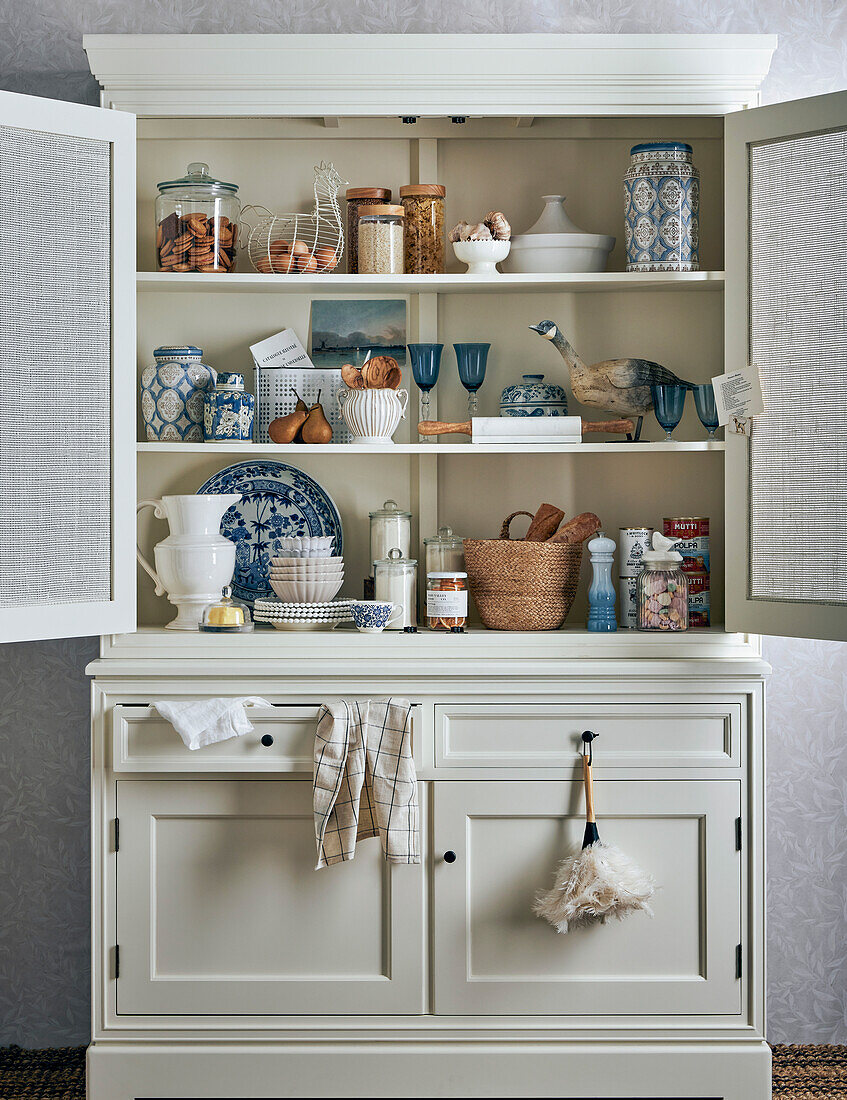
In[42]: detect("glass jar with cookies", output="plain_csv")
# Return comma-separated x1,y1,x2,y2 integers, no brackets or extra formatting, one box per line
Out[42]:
155,162,241,274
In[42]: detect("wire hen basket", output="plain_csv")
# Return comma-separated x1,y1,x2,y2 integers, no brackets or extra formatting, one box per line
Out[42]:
243,162,347,275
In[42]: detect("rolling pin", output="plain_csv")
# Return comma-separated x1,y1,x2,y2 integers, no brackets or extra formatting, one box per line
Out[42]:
417,416,635,439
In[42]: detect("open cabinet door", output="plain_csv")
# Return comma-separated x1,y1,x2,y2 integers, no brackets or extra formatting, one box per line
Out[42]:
725,91,847,642
0,91,135,643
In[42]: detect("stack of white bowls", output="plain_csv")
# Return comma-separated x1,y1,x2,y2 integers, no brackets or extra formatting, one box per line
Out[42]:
269,537,344,603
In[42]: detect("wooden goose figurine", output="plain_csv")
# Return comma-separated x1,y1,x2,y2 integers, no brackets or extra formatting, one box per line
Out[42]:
529,320,695,440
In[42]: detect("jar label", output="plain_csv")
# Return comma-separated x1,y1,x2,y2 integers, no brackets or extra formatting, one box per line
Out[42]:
426,590,468,617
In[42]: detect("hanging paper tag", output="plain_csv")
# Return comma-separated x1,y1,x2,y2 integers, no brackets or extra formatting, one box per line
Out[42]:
711,364,764,426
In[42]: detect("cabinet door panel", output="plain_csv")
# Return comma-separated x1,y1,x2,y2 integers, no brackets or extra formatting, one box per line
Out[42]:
726,90,847,641
433,781,741,1016
116,780,424,1015
0,90,135,642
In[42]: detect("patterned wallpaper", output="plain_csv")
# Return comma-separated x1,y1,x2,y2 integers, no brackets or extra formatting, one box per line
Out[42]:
1,0,846,1049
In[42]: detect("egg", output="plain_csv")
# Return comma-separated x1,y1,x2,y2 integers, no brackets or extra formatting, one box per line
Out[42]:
298,252,318,273
272,252,297,273
289,239,310,256
268,238,290,253
255,257,273,274
313,246,339,271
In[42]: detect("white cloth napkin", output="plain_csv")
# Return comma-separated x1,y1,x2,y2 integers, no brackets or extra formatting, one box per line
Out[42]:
154,697,272,750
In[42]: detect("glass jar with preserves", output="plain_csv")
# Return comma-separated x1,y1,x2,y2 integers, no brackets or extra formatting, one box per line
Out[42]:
636,539,689,632
346,187,392,273
358,206,404,274
424,526,464,574
426,572,468,631
399,184,446,274
155,162,240,273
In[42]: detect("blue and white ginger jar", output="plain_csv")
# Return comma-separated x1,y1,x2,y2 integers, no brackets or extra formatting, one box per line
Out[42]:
623,142,700,272
204,372,255,441
499,374,568,417
140,345,216,442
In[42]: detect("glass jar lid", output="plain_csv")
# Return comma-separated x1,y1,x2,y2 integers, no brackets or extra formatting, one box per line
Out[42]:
157,161,239,197
346,187,392,200
427,571,468,579
361,205,404,218
424,525,463,548
374,547,417,568
199,586,254,633
370,499,412,520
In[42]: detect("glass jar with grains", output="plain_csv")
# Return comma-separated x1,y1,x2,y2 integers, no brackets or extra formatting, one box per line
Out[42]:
399,184,446,274
345,187,392,273
358,205,404,275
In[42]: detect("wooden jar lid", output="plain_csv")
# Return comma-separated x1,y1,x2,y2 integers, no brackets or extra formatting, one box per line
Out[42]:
399,184,446,197
346,187,392,200
362,204,404,216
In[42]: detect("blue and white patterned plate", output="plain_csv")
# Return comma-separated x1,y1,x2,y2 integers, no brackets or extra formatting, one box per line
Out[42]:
197,461,343,605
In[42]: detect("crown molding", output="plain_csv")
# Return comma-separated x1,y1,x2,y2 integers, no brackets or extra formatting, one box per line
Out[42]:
84,33,777,117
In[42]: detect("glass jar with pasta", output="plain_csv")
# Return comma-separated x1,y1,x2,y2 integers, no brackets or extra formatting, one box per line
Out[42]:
399,184,446,274
426,571,468,631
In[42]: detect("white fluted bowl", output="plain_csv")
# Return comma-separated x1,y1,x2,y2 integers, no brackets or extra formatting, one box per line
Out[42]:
338,387,408,444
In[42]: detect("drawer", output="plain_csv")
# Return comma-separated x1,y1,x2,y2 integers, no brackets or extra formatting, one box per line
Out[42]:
435,701,742,770
112,704,421,773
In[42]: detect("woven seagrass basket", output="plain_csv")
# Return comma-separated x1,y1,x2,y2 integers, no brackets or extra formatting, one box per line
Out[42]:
463,511,583,631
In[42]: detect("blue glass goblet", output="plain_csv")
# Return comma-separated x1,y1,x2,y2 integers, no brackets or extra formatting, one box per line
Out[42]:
651,384,687,441
454,343,490,417
693,383,719,438
408,343,443,432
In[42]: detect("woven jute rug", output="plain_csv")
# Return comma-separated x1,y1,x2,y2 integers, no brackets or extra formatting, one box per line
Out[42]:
0,1042,845,1098
772,1044,847,1099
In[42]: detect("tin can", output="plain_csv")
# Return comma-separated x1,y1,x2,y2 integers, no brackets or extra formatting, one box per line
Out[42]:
619,527,653,577
664,517,710,574
686,569,711,627
618,575,639,629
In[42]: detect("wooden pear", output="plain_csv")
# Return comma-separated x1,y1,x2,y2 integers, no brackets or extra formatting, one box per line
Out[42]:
268,397,308,444
300,391,333,444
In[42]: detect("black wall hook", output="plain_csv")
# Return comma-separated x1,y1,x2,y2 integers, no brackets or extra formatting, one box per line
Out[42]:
582,730,599,765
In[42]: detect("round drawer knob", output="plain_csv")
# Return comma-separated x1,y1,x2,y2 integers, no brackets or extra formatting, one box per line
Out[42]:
260,734,274,747
443,850,457,864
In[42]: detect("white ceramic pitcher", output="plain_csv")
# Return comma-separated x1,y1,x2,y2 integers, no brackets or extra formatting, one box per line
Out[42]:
136,494,241,630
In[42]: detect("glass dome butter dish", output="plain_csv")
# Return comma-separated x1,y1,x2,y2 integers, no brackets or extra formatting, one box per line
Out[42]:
199,587,254,633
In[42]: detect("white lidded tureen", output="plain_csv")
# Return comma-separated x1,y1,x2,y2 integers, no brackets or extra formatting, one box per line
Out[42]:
507,195,615,273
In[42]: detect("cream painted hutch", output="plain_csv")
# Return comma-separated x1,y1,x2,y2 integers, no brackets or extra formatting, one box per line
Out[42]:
1,32,846,1100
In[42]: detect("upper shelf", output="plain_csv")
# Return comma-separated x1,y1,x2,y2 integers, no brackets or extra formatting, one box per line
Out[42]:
136,271,725,296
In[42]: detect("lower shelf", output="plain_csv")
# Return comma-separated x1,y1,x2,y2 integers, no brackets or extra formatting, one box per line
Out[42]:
95,623,758,665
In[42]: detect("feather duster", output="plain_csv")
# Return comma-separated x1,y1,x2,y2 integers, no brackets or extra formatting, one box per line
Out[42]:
534,731,657,933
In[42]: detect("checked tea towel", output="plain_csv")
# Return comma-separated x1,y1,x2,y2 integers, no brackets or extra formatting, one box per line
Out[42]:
313,698,419,869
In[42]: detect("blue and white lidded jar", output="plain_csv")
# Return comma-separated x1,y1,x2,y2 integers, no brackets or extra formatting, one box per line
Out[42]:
623,142,700,272
499,374,568,417
203,372,255,441
140,346,216,442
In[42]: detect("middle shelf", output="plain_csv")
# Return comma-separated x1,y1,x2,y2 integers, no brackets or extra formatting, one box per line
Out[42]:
137,441,726,455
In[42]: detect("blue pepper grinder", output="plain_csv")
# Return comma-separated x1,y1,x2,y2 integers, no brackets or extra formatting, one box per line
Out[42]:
587,530,617,632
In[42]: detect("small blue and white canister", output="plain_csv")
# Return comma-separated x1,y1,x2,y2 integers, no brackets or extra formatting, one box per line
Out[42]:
140,345,216,442
499,374,568,417
623,142,699,272
203,372,255,441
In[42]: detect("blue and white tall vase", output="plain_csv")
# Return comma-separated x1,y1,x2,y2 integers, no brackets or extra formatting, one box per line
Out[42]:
587,531,617,632
203,372,255,441
140,345,216,441
623,142,699,272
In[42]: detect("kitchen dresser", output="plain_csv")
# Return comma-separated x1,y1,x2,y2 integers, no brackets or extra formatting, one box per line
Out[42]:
1,31,846,1099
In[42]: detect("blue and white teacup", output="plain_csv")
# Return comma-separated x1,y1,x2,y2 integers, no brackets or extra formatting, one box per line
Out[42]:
351,600,403,634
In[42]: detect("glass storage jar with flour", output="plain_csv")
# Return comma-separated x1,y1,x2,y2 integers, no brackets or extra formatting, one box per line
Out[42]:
374,548,417,631
369,500,412,570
